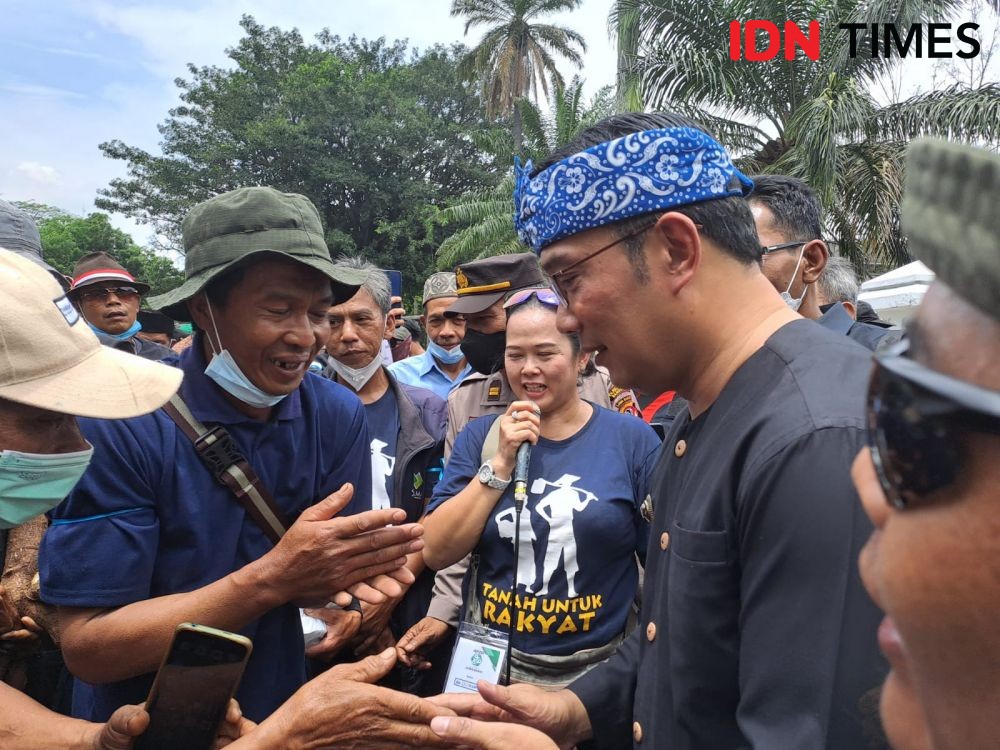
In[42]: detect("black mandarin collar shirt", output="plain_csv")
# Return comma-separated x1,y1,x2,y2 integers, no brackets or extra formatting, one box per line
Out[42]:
570,318,888,749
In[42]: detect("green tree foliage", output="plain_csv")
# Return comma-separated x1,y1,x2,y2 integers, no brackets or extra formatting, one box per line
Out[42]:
96,16,498,292
613,0,1000,274
12,203,184,297
434,78,615,267
451,0,587,154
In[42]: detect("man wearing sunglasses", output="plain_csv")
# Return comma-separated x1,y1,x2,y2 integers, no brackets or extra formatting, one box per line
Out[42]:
750,175,901,351
854,140,1000,750
430,112,886,749
67,251,171,361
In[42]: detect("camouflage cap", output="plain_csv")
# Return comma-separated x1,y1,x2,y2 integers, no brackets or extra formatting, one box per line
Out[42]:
148,187,366,320
902,139,1000,323
446,252,546,316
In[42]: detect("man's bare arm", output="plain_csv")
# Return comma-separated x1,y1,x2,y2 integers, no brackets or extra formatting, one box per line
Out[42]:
59,485,424,683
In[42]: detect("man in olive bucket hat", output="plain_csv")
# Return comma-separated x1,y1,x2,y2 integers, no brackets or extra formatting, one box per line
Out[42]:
40,187,429,725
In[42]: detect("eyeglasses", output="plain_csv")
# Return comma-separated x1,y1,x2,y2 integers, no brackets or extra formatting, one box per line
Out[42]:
867,339,1000,509
76,285,140,302
760,240,808,256
502,287,561,310
548,221,659,306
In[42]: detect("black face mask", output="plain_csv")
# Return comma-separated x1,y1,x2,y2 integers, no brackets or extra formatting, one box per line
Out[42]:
461,329,506,375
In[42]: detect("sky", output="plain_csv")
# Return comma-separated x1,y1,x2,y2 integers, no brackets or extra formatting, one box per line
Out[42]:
1,1,996,246
0,0,619,242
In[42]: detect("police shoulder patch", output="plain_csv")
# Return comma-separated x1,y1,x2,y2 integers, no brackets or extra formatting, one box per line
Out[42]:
609,386,639,416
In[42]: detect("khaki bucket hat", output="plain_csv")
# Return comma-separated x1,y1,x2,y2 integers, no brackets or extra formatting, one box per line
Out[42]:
0,250,182,418
148,187,367,320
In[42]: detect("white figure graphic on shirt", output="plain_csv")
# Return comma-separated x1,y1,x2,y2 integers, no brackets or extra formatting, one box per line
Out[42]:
494,506,538,592
370,438,395,510
533,474,598,598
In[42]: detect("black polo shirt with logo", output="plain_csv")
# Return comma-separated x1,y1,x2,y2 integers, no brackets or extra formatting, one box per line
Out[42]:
570,319,888,749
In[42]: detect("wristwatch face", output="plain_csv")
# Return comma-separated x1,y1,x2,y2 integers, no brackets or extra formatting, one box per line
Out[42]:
478,463,493,484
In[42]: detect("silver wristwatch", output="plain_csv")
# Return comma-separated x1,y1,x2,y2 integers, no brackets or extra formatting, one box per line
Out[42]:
477,460,512,491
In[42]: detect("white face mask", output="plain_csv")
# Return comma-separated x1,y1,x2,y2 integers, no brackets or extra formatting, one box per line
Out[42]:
202,300,287,409
326,353,383,391
780,245,809,312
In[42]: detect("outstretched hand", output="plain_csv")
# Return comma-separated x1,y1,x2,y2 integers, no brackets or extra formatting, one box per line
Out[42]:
261,483,424,606
261,648,457,749
429,715,559,749
397,616,452,669
429,681,591,750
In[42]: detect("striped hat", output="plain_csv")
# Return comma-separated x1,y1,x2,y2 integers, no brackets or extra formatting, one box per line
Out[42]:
68,251,150,297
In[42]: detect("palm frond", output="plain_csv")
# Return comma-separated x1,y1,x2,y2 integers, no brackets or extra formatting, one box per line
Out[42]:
869,83,1000,142
784,72,876,203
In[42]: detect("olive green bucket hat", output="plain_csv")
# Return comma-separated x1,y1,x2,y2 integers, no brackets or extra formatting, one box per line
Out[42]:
148,187,366,320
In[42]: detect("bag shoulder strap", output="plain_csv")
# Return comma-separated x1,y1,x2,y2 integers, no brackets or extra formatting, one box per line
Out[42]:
162,394,289,544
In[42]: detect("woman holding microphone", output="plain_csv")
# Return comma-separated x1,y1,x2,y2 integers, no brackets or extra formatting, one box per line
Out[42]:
421,288,660,687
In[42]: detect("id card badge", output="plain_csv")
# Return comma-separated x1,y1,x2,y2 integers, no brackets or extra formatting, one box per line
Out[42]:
443,621,509,693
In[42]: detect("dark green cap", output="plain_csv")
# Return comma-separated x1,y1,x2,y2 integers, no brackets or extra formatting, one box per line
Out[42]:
446,252,546,316
902,139,1000,323
148,187,366,320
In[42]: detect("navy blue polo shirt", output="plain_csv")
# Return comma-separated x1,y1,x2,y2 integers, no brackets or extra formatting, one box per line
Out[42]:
39,340,371,722
427,406,659,656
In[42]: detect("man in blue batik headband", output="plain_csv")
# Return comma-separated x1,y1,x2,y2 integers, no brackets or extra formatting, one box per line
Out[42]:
429,111,888,750
514,126,754,254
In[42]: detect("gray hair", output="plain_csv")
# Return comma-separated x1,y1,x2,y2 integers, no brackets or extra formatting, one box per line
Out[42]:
333,255,391,315
817,254,860,306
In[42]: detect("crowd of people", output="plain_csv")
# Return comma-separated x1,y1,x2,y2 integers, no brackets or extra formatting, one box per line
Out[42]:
0,111,997,750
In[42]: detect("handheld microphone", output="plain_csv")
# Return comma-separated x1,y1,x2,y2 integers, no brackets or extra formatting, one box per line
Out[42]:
513,442,531,510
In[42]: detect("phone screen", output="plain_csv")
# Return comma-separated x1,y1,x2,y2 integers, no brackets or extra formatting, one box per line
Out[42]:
134,626,251,750
385,270,403,299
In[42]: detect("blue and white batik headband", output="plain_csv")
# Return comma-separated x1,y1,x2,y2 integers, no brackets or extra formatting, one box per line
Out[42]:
513,126,754,254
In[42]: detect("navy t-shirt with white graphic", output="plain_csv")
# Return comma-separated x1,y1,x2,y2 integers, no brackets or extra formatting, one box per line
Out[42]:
364,387,400,510
427,404,660,655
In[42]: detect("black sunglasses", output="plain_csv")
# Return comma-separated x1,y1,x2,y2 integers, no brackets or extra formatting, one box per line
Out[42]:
866,339,1000,509
77,285,140,301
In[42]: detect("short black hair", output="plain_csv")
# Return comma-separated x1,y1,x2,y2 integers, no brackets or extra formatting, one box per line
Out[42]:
748,175,822,242
534,111,761,268
204,264,248,309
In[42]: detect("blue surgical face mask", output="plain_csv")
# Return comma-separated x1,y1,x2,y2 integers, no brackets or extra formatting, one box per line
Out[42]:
0,445,94,529
203,300,287,409
427,339,465,366
88,319,142,341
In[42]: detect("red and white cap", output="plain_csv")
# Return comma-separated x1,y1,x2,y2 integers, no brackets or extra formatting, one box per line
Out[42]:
68,251,150,296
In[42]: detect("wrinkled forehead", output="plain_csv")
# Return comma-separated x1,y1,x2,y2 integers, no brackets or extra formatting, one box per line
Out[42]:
329,286,382,317
424,296,458,318
236,256,334,299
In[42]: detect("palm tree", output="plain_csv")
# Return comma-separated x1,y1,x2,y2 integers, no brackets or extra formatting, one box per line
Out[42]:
613,0,1000,274
451,0,587,154
434,78,615,267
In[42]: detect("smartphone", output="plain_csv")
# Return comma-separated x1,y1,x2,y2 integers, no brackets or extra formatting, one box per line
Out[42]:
134,623,252,750
385,269,403,299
